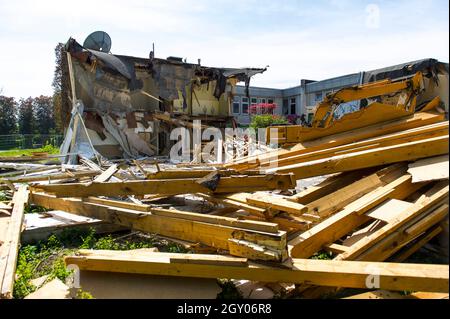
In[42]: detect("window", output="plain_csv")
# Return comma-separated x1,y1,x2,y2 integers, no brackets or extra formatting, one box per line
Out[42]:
249,98,257,114
232,96,240,114
315,92,323,102
260,98,266,104
290,98,296,114
282,99,289,115
268,98,274,104
242,97,249,114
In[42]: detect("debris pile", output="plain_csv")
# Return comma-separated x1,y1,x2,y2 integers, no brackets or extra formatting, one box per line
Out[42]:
0,72,448,299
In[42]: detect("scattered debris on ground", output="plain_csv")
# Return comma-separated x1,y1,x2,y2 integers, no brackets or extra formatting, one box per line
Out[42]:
0,69,448,299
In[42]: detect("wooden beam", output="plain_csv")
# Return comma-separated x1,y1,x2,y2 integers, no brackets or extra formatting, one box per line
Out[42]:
335,181,449,261
83,197,152,212
149,207,279,233
268,135,449,180
30,192,287,261
32,174,295,198
304,172,383,217
246,194,308,216
1,170,100,183
390,226,443,262
199,193,267,218
262,122,448,169
355,203,449,262
64,251,449,293
93,164,118,183
289,173,425,258
0,186,29,299
227,110,444,170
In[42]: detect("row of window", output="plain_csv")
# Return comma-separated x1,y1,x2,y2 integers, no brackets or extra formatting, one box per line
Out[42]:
232,96,275,114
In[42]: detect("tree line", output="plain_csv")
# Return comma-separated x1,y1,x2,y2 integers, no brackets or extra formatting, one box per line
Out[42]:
0,95,62,135
0,43,67,136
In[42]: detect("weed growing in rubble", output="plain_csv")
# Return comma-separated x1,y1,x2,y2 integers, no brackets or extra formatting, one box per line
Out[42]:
0,191,9,201
13,227,187,298
24,204,48,214
311,250,333,260
14,235,74,299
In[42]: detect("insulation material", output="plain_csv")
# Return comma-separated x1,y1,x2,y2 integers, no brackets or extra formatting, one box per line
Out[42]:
101,115,138,157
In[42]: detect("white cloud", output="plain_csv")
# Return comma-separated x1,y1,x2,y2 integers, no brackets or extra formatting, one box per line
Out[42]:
0,0,448,98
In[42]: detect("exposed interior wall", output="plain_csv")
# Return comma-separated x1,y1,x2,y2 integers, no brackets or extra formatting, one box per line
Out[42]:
172,80,232,117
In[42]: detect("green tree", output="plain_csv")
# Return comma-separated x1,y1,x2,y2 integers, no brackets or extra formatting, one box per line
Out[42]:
33,95,55,134
18,97,35,134
52,42,69,133
18,97,35,148
0,95,17,135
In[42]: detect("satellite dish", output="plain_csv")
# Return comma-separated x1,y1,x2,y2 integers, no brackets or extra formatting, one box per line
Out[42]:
83,31,112,53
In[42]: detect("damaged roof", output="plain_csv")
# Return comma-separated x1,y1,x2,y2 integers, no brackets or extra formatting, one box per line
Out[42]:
65,37,266,100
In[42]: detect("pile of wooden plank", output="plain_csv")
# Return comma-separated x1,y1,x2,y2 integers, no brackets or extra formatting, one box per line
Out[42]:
0,102,448,299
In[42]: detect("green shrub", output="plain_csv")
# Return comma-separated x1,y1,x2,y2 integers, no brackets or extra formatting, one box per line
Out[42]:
249,114,289,130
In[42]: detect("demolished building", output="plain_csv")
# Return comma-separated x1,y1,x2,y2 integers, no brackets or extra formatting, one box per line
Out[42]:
59,36,266,162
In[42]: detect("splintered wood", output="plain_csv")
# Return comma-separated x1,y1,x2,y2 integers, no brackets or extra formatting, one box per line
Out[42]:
0,103,448,299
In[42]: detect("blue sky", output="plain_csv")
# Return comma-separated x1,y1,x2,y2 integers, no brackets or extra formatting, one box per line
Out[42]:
0,0,448,99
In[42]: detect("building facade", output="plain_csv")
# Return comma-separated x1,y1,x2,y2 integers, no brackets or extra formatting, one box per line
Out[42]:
232,58,448,126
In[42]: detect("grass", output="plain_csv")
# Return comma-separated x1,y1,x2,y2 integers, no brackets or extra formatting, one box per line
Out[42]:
13,227,188,299
0,144,59,157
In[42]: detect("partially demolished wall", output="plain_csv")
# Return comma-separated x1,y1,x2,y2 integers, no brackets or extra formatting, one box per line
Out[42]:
61,38,265,161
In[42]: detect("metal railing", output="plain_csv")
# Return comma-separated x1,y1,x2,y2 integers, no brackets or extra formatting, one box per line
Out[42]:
0,134,63,150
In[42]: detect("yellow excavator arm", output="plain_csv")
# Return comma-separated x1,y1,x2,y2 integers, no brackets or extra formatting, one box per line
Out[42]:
311,72,425,128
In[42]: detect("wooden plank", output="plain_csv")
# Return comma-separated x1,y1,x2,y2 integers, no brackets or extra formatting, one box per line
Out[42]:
262,122,448,169
0,186,29,298
342,220,385,247
291,170,370,204
227,239,285,261
2,170,100,183
404,204,449,236
409,292,449,299
268,135,449,180
407,155,449,183
365,199,413,222
354,203,448,262
33,174,295,198
93,164,118,183
84,197,152,212
227,110,444,170
304,172,384,217
149,207,279,234
246,194,308,216
289,173,425,258
196,193,267,217
390,226,443,262
343,290,405,299
325,243,349,254
335,181,449,261
30,193,287,260
64,252,449,293
169,255,248,267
